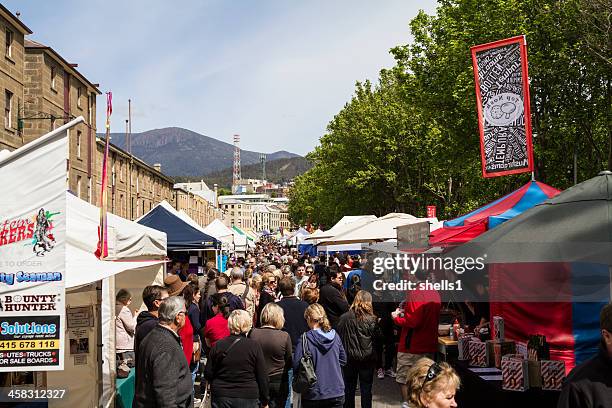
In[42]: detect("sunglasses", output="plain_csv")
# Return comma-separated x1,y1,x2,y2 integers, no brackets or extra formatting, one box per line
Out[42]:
423,363,442,387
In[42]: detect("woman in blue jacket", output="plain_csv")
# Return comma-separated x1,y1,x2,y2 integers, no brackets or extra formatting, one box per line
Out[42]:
293,303,347,408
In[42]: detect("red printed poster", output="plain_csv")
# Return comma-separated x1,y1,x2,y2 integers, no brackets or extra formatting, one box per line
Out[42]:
471,36,534,178
426,206,436,218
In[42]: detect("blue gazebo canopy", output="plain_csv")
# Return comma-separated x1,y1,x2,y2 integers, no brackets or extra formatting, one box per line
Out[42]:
137,201,219,251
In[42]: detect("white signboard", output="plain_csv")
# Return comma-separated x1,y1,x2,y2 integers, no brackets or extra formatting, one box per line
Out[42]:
0,126,69,371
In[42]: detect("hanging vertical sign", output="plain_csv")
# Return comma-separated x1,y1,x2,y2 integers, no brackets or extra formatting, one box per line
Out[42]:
0,120,77,372
426,206,437,218
471,35,534,178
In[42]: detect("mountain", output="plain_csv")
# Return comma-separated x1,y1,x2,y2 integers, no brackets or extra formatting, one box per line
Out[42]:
181,156,312,189
101,127,301,177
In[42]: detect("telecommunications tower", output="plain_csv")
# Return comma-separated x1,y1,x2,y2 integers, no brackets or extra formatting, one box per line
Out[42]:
259,153,267,182
232,134,241,194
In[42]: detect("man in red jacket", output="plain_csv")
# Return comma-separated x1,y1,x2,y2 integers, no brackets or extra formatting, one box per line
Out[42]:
392,276,441,408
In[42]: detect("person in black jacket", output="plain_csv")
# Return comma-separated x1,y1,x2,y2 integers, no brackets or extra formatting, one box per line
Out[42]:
337,290,382,408
277,277,309,408
319,270,349,329
558,303,612,408
277,277,309,352
133,296,193,408
204,309,269,408
134,285,168,369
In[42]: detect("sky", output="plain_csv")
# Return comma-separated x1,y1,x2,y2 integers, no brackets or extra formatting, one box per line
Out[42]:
4,0,438,156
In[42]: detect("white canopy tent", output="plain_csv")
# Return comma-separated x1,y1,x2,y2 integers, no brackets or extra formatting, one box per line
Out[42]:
203,219,235,251
288,227,310,246
304,215,377,245
0,119,167,408
47,193,167,408
318,213,439,246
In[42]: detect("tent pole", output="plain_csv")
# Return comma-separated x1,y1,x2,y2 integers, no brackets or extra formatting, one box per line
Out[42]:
96,279,103,405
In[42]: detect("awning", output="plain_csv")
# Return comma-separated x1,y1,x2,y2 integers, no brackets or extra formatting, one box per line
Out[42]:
137,201,219,250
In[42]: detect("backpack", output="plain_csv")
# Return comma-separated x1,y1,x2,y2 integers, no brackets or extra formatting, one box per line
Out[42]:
292,332,317,393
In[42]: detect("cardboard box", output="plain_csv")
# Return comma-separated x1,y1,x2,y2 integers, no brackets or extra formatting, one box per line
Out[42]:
458,335,477,360
516,341,528,359
470,340,489,367
541,360,565,391
502,355,530,391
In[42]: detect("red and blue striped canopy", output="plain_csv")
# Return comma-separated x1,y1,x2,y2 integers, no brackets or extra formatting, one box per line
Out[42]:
430,181,560,246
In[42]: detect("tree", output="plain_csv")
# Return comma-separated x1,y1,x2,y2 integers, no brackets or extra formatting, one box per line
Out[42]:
289,0,611,227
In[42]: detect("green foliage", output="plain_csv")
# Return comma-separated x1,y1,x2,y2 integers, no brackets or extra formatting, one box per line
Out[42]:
289,0,611,226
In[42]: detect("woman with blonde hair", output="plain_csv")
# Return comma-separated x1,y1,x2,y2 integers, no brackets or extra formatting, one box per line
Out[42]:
293,303,346,407
405,357,460,408
250,303,292,408
300,286,319,305
337,290,382,408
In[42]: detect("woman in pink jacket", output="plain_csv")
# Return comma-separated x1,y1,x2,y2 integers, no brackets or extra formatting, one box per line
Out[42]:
115,289,137,364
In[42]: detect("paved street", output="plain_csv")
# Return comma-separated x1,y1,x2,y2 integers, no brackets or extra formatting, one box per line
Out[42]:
195,371,402,407
356,375,402,408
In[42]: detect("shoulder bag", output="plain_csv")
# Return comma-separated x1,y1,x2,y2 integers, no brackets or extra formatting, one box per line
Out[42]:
292,332,317,393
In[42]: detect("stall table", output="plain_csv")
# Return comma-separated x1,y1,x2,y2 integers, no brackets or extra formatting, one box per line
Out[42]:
438,336,458,361
453,360,560,408
115,369,135,408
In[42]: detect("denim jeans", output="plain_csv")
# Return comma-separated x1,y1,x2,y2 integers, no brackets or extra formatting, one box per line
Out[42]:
343,365,374,408
285,368,293,408
191,361,199,398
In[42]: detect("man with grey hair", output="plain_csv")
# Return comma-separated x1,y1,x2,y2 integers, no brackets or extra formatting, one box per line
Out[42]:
134,296,193,408
228,266,256,321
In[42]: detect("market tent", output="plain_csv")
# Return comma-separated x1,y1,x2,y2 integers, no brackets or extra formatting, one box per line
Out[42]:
66,193,167,287
449,171,612,372
49,193,167,408
245,229,259,243
289,227,310,246
202,219,235,250
298,243,317,256
319,213,436,246
137,200,219,250
305,215,377,245
430,181,560,246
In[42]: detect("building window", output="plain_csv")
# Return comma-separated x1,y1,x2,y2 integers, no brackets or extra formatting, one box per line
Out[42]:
77,87,83,108
76,130,82,159
51,67,56,90
4,90,12,129
88,93,94,124
76,175,82,198
5,29,12,57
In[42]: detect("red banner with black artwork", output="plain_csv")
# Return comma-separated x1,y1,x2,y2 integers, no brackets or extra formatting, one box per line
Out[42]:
471,36,534,178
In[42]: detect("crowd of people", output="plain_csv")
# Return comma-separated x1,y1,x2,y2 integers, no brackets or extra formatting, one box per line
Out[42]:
114,240,612,408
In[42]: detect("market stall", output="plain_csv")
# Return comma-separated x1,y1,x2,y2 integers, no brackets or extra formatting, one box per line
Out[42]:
449,171,612,371
49,193,167,408
137,200,219,273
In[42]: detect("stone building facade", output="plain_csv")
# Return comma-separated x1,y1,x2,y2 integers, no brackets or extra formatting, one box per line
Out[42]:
0,5,32,151
22,39,101,204
97,139,176,220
